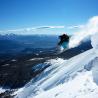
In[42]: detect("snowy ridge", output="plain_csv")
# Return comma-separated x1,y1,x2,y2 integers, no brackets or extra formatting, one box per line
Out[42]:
39,49,95,90
15,48,96,98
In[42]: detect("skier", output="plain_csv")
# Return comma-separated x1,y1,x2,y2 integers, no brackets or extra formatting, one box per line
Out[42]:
57,34,69,52
58,34,69,45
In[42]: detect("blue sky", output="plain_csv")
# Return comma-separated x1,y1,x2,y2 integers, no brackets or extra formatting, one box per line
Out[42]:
0,0,98,35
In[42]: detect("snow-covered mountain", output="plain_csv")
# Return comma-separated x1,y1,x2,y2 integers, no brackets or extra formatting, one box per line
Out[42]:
13,16,98,98
14,31,98,98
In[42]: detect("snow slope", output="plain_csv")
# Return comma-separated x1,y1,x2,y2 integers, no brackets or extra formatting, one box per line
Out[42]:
33,71,98,98
16,46,96,98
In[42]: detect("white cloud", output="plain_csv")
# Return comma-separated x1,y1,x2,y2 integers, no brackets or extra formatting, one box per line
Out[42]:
67,25,84,29
0,26,65,35
69,16,98,48
35,26,65,29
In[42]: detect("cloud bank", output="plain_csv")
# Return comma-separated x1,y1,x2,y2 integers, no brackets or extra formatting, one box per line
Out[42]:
0,26,65,35
67,25,84,29
69,16,98,48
